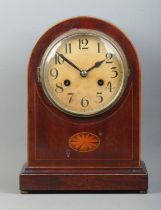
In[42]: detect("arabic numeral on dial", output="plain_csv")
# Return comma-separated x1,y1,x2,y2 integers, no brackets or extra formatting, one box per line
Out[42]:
50,68,58,79
106,53,113,63
68,93,74,103
55,82,63,93
106,81,113,92
65,43,71,54
81,96,89,107
111,67,118,78
55,54,64,64
96,92,103,103
97,42,100,53
79,39,88,49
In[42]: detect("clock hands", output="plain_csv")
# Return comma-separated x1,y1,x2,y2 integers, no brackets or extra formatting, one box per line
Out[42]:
86,59,105,72
56,52,105,78
57,53,81,73
80,59,105,77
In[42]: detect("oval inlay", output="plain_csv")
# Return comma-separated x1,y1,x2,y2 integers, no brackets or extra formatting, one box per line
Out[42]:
69,132,100,152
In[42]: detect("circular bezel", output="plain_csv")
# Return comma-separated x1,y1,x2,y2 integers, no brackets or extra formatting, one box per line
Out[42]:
39,29,129,117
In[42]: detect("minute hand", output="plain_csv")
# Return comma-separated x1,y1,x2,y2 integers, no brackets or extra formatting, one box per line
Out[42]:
86,59,105,72
57,53,81,72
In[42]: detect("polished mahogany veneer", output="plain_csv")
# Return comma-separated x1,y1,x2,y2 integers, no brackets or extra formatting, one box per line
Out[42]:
19,16,148,192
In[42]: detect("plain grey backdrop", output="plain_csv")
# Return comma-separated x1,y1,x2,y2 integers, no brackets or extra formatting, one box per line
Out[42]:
0,0,161,209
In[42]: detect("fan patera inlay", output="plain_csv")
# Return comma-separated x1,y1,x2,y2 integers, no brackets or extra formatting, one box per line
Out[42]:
69,132,100,152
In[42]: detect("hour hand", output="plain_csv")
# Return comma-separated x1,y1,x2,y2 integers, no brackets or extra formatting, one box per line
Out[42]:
86,59,105,72
57,53,81,72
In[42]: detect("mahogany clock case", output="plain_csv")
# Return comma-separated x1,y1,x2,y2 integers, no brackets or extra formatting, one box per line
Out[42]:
20,17,148,192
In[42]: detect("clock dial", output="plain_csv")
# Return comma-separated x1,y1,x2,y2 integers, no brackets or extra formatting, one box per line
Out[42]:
39,29,129,116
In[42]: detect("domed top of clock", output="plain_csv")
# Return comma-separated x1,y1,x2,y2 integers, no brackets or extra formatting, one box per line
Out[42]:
29,16,139,118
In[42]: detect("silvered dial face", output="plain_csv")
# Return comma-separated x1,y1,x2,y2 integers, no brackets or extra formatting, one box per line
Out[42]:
39,29,129,117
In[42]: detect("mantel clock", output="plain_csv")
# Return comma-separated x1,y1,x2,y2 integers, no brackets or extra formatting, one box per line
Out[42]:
20,17,148,192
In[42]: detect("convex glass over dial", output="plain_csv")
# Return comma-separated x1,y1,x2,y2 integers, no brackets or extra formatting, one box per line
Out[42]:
39,29,129,117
